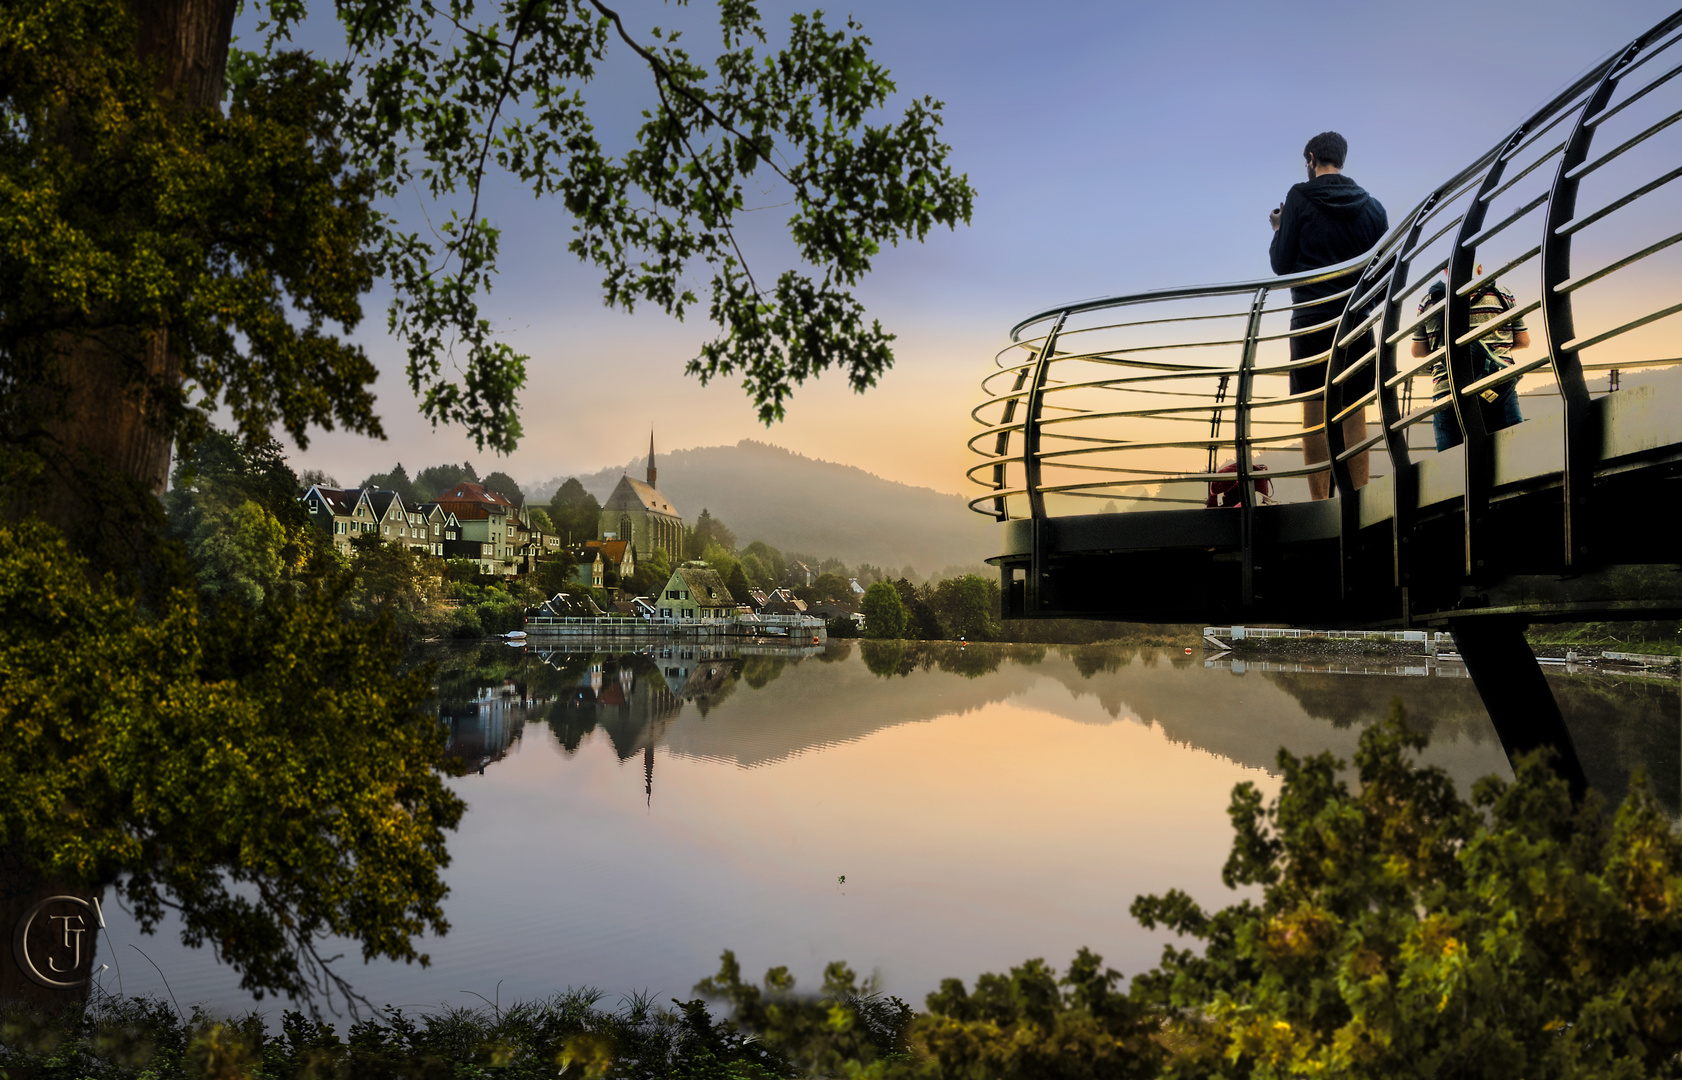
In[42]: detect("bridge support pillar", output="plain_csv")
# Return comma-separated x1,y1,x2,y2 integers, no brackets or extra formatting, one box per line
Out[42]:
1449,617,1587,802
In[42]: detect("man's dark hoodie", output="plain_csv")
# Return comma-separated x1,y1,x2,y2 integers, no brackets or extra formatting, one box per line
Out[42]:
1269,173,1387,317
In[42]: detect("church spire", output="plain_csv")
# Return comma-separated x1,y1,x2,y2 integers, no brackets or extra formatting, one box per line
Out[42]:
646,430,657,489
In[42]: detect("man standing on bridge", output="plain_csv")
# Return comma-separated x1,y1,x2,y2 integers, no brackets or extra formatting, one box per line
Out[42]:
1270,131,1388,500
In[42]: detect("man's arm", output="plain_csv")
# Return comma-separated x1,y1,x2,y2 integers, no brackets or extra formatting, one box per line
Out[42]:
1411,338,1431,358
1270,187,1302,275
1512,329,1531,349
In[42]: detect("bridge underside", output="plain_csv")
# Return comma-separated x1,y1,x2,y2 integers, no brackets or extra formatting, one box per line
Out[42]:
995,386,1682,628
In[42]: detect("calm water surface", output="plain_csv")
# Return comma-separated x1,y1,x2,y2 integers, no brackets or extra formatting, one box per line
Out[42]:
97,639,1678,1019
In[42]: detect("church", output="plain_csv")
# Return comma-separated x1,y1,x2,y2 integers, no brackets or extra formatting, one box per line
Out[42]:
599,436,687,559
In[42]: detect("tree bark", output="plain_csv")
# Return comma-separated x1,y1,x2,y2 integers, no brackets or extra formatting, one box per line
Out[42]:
30,0,235,523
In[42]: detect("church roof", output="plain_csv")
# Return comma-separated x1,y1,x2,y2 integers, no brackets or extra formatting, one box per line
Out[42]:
603,474,681,518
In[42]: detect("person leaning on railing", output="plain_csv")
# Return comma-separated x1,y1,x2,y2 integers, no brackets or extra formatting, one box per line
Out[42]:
1409,268,1531,450
1269,131,1389,500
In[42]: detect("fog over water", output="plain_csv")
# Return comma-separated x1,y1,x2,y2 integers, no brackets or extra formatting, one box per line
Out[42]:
94,640,1678,1022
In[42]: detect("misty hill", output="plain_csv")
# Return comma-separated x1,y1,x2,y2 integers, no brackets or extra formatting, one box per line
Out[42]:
532,440,996,575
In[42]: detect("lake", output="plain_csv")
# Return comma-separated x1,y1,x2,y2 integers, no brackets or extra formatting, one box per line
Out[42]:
94,638,1679,1021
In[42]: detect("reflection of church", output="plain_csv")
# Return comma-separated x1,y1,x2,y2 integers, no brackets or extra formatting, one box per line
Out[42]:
599,435,687,560
531,646,742,803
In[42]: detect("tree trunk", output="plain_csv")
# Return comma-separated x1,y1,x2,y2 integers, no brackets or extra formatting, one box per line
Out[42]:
0,845,104,1012
31,0,235,520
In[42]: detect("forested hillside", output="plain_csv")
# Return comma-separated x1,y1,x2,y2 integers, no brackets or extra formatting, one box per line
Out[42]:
530,440,995,576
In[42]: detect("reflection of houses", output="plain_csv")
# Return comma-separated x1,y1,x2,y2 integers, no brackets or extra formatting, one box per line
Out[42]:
440,681,526,773
600,435,687,560
655,563,736,620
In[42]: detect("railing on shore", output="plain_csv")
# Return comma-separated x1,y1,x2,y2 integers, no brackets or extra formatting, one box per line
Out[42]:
1204,626,1454,649
523,612,827,638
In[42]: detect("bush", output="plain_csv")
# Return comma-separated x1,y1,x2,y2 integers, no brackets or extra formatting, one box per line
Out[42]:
826,615,859,638
445,605,483,639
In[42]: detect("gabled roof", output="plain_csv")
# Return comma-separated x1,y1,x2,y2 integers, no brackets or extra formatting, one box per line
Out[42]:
435,481,518,520
367,490,405,518
543,592,605,617
602,474,681,518
302,485,360,516
580,538,633,564
668,565,735,607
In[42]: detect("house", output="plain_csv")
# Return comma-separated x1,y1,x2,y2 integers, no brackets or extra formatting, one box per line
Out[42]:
787,560,815,587
432,480,530,575
598,435,687,560
534,592,605,619
653,562,736,621
568,539,636,591
609,596,659,619
301,485,371,555
750,587,807,616
409,502,462,557
805,600,860,625
302,483,471,560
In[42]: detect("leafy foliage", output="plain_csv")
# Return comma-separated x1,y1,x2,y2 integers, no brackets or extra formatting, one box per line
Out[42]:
1126,706,1682,1078
357,462,420,505
413,461,479,501
240,0,975,445
480,469,523,505
689,508,739,558
549,477,602,544
0,519,464,1005
694,949,913,1076
861,580,906,639
0,8,382,456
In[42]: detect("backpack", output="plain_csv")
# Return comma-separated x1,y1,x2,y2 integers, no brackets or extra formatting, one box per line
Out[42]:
1206,460,1273,508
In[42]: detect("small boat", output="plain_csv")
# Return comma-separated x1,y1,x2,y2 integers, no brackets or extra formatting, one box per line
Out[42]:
503,630,527,639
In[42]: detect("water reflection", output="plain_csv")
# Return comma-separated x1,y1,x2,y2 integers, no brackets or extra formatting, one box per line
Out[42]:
429,639,1678,813
103,636,1680,1021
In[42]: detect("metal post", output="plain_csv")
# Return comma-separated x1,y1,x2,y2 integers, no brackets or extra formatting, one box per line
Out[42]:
1381,196,1440,597
1450,617,1588,802
1235,288,1267,605
1446,133,1523,579
1023,312,1066,614
1541,42,1642,569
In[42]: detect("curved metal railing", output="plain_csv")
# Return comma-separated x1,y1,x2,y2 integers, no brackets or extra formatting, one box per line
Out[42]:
970,6,1682,578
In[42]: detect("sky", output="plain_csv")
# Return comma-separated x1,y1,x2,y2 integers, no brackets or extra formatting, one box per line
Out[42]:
269,0,1682,497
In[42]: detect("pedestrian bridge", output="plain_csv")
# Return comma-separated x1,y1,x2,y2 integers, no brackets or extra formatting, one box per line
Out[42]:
968,9,1682,792
971,7,1682,632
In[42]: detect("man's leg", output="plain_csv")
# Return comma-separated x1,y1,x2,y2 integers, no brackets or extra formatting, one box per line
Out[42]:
1302,399,1331,500
1343,406,1369,490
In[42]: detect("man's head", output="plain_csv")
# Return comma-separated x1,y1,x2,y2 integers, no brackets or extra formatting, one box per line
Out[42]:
1303,131,1347,175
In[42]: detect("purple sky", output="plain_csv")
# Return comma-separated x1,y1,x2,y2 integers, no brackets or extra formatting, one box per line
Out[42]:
270,0,1682,495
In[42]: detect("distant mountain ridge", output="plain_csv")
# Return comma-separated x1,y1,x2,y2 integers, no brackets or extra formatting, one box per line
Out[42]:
530,440,995,575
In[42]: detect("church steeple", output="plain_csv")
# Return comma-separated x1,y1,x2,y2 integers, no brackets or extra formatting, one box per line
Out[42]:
646,430,657,488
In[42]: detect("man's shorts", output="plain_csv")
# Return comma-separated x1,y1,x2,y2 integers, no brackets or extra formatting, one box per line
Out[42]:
1288,314,1377,399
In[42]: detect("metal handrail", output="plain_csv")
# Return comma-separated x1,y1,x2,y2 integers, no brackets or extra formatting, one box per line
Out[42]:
970,6,1682,603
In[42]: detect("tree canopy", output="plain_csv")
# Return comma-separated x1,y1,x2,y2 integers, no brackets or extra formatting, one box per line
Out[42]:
0,0,972,1010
